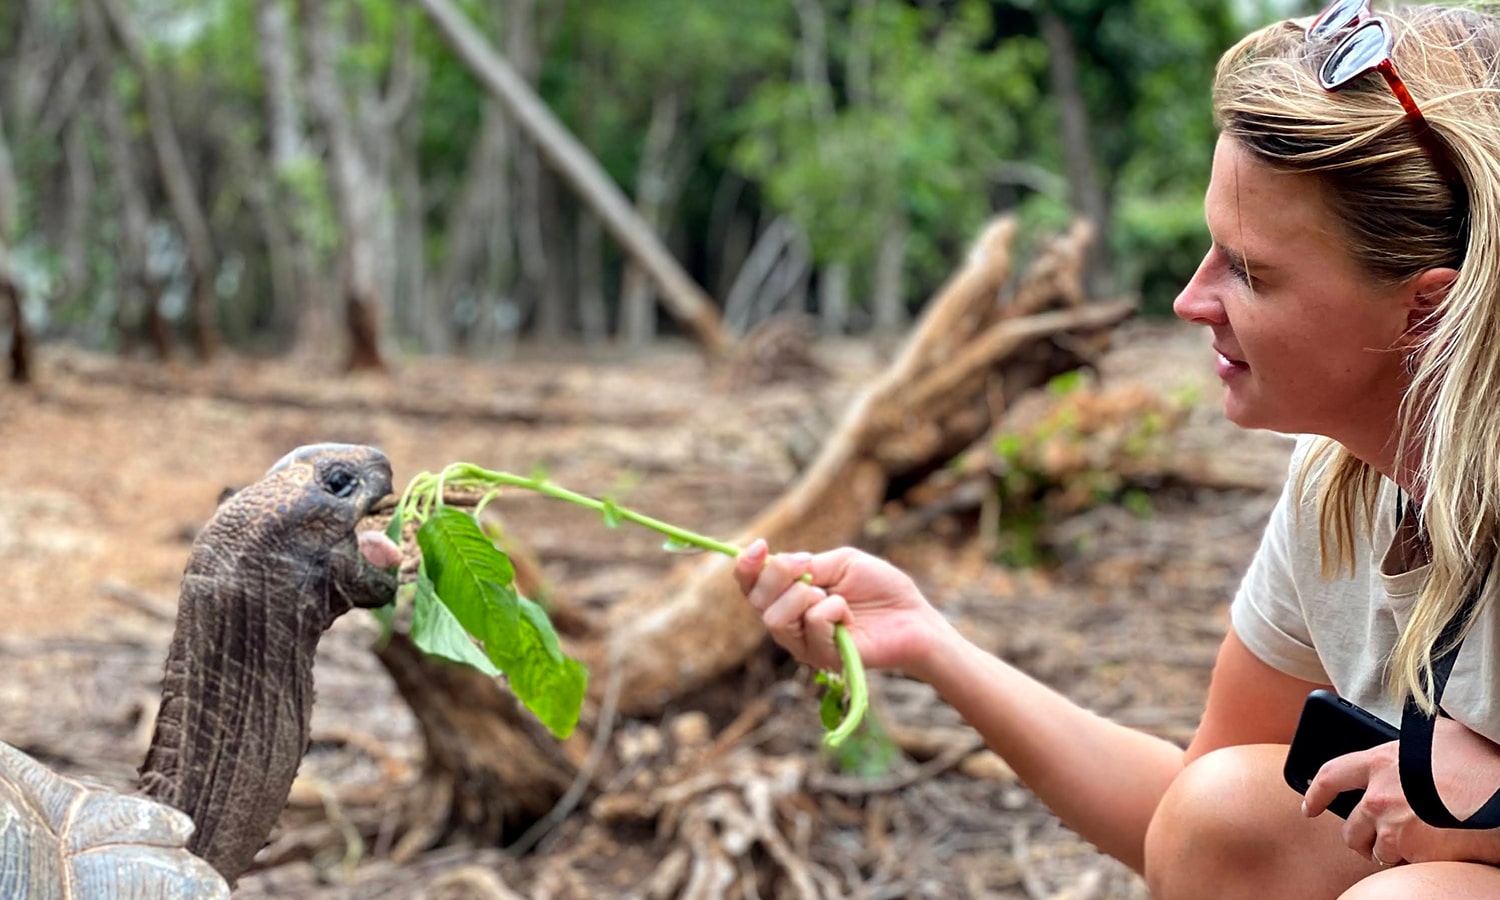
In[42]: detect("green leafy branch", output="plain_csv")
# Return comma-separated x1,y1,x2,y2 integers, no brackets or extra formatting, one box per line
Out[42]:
389,462,868,748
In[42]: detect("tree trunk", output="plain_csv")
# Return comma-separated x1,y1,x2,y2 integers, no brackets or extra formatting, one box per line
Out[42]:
620,88,684,348
374,633,578,858
255,0,330,351
724,216,800,335
393,100,427,352
414,0,734,357
86,0,169,360
819,262,850,336
299,0,388,371
502,0,562,344
96,0,220,360
576,210,607,345
1040,11,1112,297
597,220,1134,713
0,236,28,384
433,100,511,354
0,106,17,240
871,207,909,335
57,112,96,315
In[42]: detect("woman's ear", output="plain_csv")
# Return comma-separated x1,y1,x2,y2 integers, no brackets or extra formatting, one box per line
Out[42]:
1406,266,1457,337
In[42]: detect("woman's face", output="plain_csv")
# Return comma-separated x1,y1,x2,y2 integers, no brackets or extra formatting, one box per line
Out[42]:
1174,135,1417,457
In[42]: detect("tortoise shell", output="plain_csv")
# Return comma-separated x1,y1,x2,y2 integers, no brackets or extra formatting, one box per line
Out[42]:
0,741,228,899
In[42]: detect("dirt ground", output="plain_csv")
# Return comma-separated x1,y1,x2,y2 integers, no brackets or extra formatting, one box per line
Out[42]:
0,320,1294,899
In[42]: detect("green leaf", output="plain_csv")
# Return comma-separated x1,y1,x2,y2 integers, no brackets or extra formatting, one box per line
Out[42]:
417,508,587,739
816,671,847,731
410,566,502,677
385,507,404,544
601,498,622,529
370,602,395,637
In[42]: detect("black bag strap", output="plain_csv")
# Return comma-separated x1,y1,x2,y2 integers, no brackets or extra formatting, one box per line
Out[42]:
1398,575,1500,828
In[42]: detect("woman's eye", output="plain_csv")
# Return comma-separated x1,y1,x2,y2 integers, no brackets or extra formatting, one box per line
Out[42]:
1217,247,1252,286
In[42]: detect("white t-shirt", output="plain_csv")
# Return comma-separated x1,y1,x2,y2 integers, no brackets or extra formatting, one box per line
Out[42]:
1232,436,1500,742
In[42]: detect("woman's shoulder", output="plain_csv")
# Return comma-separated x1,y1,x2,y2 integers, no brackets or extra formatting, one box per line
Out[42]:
1283,434,1331,509
1276,433,1398,545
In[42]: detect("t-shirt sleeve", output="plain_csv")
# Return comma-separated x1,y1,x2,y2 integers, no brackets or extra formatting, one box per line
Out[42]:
1229,439,1330,684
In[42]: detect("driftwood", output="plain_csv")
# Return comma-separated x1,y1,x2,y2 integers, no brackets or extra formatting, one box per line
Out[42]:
598,217,1134,714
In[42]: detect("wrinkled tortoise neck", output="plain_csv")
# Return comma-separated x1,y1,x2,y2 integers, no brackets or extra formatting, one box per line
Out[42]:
138,539,334,885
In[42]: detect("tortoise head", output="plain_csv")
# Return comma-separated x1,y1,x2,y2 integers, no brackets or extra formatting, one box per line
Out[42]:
260,442,394,538
187,443,396,617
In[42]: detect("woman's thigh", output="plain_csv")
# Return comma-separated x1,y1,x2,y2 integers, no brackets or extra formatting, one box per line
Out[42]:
1145,743,1381,900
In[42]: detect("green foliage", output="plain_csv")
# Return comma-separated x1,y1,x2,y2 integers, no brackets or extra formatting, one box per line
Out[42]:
991,373,1189,567
390,462,870,749
15,0,1277,347
410,566,502,677
733,0,1050,291
825,702,899,777
415,506,587,739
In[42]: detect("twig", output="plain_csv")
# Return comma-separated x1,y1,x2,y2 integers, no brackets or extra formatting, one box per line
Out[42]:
97,579,176,622
809,734,983,796
1012,820,1052,900
506,642,623,856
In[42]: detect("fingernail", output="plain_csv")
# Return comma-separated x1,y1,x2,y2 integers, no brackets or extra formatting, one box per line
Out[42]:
788,552,813,569
1300,800,1308,817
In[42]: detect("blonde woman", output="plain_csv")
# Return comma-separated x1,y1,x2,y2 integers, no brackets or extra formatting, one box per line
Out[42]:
735,3,1500,896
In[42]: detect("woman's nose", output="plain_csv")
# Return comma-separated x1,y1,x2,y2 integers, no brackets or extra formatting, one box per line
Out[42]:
1173,257,1225,326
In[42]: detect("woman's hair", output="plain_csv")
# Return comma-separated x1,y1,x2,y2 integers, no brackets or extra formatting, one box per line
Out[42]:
1214,5,1500,712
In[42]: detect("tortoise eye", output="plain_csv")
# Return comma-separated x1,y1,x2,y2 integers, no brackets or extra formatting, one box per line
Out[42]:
324,467,359,499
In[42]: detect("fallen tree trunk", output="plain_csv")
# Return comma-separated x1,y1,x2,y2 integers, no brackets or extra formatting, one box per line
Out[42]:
598,218,1135,714
375,633,579,859
362,218,1133,856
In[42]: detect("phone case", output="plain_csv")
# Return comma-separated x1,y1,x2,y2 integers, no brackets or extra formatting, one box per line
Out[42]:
1283,689,1400,819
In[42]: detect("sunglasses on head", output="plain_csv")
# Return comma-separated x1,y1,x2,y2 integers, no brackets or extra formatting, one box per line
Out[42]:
1306,0,1465,188
1307,0,1426,124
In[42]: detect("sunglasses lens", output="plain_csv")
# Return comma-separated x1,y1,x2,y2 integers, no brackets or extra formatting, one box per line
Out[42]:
1320,21,1390,88
1309,0,1367,39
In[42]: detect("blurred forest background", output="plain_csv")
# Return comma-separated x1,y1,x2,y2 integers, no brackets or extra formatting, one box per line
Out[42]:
0,0,1298,378
0,2,1312,898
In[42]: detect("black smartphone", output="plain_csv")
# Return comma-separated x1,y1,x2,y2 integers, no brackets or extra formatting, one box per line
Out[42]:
1283,689,1400,818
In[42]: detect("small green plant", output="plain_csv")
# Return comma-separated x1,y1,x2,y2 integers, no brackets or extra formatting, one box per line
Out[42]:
991,374,1188,566
385,463,868,748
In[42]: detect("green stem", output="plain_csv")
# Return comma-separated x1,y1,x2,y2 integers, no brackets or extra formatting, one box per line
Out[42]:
823,625,868,748
396,464,868,748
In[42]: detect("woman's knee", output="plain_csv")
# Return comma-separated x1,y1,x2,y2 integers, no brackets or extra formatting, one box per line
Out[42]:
1338,862,1500,900
1145,744,1291,897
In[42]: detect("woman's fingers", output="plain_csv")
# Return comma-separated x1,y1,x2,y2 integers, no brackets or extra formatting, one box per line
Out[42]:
1341,806,1378,861
745,550,813,612
762,584,850,668
805,546,861,589
762,579,825,631
1303,749,1374,817
802,593,852,668
734,538,769,594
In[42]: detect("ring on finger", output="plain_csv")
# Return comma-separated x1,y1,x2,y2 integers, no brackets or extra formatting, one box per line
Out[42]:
1372,848,1396,868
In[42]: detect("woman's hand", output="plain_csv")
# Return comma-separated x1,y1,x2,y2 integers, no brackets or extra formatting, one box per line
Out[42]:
733,539,958,678
1303,717,1500,866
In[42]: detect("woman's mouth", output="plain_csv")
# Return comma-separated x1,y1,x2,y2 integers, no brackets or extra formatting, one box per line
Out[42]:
1215,350,1250,380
